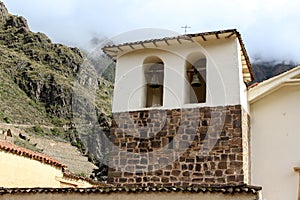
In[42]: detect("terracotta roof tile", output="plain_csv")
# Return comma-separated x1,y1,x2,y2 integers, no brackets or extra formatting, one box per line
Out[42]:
0,184,262,194
247,82,259,89
0,140,66,168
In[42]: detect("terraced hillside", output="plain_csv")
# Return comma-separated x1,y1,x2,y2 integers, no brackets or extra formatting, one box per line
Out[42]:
0,1,114,180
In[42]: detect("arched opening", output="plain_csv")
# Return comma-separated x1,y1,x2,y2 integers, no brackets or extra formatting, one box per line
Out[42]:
143,56,164,108
185,53,207,104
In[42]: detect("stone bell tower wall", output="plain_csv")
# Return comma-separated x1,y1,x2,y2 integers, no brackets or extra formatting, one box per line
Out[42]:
108,105,250,187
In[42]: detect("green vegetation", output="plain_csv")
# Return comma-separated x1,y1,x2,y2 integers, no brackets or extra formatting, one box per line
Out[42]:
24,125,65,139
77,172,87,177
51,127,63,137
0,8,114,126
14,137,43,153
0,3,113,181
0,14,114,126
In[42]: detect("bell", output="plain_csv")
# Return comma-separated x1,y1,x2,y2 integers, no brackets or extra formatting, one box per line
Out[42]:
191,73,201,87
149,74,161,88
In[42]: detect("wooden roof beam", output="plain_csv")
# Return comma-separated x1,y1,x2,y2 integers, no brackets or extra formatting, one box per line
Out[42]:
201,35,207,41
129,44,135,50
104,49,118,53
176,38,182,44
225,32,235,38
117,46,124,51
181,37,194,43
243,68,250,73
164,39,170,46
140,43,146,48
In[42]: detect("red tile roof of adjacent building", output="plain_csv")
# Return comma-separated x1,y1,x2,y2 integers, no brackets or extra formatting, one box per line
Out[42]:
0,140,66,168
0,184,262,194
247,82,259,89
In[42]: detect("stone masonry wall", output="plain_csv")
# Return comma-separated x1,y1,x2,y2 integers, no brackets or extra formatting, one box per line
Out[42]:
108,105,249,187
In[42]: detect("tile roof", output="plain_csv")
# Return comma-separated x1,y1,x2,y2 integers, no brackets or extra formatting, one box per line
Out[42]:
102,29,253,83
247,82,259,89
0,140,66,168
103,29,238,51
0,184,262,194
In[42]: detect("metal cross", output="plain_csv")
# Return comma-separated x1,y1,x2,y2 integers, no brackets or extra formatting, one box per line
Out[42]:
181,25,191,34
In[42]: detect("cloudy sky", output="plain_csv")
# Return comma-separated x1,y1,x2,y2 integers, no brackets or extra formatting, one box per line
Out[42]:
2,0,300,63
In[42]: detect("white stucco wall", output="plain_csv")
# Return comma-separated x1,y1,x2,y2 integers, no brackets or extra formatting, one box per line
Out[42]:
250,85,300,200
112,38,246,112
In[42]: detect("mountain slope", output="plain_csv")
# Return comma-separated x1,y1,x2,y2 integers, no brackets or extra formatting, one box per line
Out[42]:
0,1,113,180
251,60,296,83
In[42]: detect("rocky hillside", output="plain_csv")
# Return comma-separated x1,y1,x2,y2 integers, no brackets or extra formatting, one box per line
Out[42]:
0,2,114,180
251,60,297,83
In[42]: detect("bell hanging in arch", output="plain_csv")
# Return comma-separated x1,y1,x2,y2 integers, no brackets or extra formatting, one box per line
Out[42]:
191,73,201,87
149,73,161,88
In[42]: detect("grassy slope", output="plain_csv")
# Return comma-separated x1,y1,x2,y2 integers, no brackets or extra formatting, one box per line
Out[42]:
0,47,52,125
0,4,114,179
0,14,113,127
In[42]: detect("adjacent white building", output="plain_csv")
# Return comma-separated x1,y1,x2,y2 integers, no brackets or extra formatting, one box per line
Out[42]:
249,66,300,200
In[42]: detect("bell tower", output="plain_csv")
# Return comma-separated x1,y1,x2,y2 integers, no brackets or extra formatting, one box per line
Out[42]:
103,29,253,187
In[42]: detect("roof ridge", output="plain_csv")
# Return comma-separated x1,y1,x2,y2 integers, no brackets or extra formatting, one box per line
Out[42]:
0,140,66,168
102,28,237,49
101,28,253,83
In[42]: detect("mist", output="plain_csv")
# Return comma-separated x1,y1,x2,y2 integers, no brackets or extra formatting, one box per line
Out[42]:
1,0,300,64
